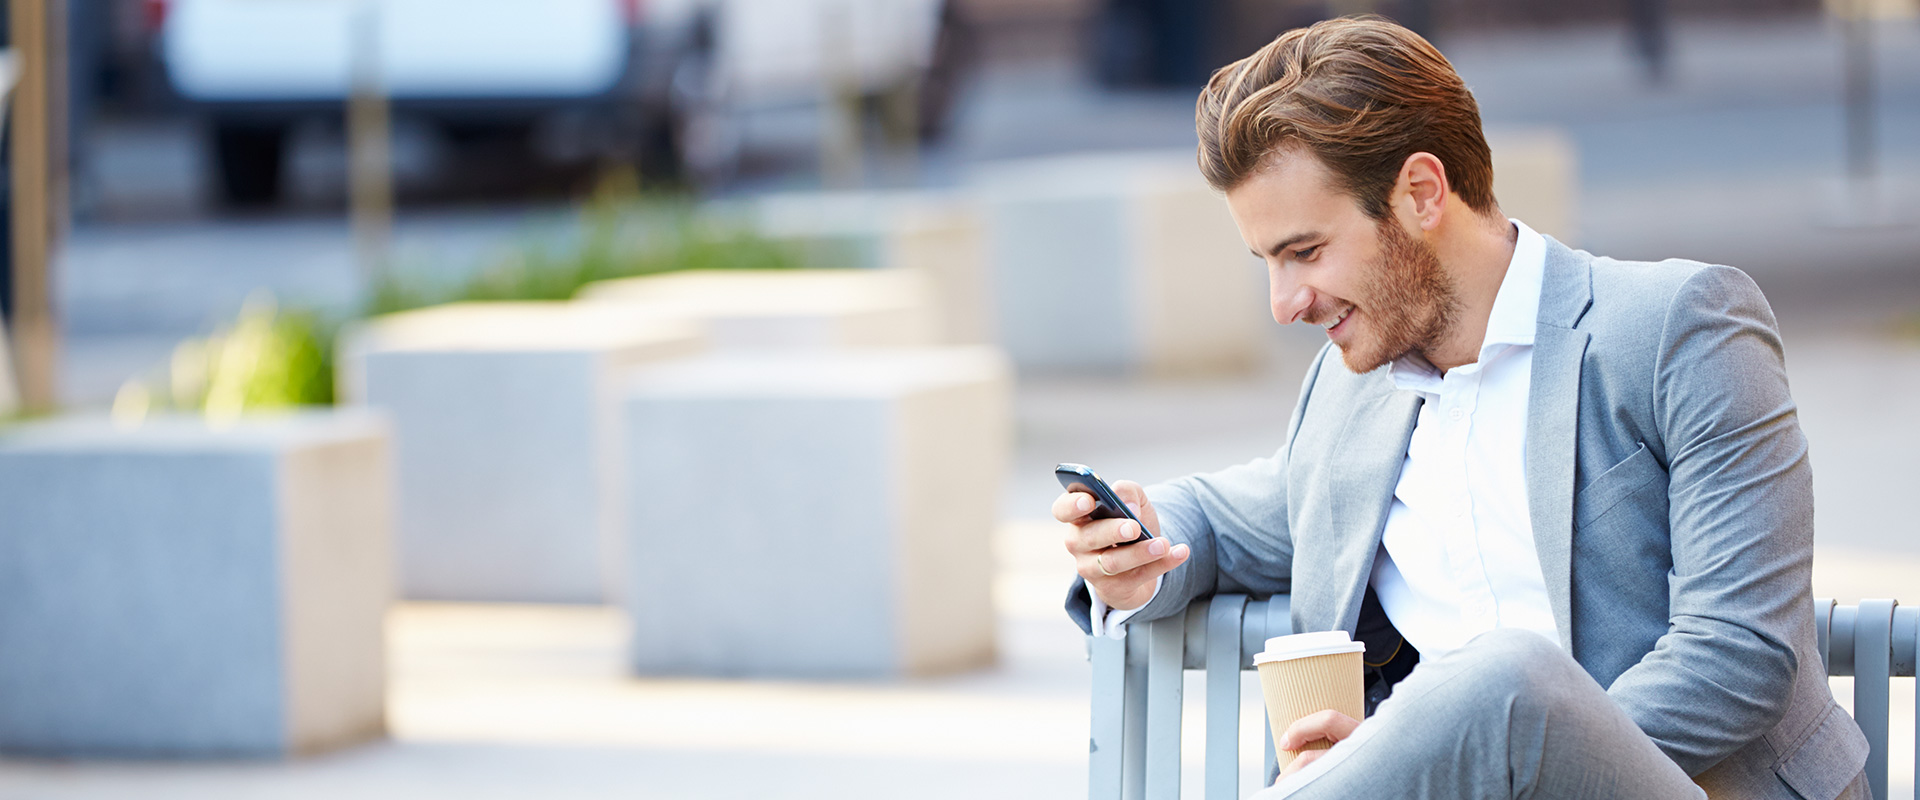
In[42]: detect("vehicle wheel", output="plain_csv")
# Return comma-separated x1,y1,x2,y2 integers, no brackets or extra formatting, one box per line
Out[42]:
212,122,288,208
634,107,684,186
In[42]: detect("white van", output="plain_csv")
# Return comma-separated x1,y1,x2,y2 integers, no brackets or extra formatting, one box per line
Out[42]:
665,0,965,183
156,0,961,203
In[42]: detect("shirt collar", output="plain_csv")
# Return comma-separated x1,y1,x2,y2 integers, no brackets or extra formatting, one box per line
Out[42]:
1387,219,1547,389
1482,219,1546,349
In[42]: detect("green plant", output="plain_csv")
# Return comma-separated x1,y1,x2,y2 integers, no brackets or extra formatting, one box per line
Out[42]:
125,173,841,419
197,297,335,412
365,176,836,316
114,294,337,424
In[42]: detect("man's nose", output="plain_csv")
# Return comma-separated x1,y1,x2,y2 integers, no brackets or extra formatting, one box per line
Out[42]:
1270,272,1314,326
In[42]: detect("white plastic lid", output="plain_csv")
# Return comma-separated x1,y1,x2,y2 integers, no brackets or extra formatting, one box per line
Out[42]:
1252,631,1366,664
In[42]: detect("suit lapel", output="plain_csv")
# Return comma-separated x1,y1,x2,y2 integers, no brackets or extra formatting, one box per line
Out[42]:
1528,237,1594,653
1327,387,1423,633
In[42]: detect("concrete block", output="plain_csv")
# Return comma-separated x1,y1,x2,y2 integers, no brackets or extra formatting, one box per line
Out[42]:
341,302,703,604
1488,126,1580,246
890,205,996,345
751,190,995,344
623,347,1011,678
972,150,1270,376
0,411,391,757
577,267,942,349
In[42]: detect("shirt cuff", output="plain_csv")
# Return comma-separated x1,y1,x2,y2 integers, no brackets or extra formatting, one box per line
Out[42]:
1088,574,1163,640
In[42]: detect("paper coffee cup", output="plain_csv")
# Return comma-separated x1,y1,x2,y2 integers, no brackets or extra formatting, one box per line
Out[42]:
1254,630,1367,772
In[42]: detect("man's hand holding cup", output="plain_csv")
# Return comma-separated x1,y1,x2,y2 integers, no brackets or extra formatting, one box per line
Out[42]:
1053,480,1191,611
1255,631,1369,779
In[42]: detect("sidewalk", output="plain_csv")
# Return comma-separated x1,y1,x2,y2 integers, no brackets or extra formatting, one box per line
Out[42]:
0,523,1089,800
14,14,1920,799
5,324,1917,799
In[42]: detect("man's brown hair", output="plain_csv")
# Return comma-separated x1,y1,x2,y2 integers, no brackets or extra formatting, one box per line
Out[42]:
1195,16,1496,220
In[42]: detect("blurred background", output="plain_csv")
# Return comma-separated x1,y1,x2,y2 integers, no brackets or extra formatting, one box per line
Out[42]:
1,0,1918,797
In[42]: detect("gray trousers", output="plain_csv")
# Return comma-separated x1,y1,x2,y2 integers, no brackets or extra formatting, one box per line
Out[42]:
1252,628,1871,800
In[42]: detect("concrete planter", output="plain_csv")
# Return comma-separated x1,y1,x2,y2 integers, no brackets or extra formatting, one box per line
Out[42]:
750,190,995,345
1486,126,1579,246
577,267,942,350
972,149,1271,376
622,347,1011,678
341,302,703,604
0,411,392,757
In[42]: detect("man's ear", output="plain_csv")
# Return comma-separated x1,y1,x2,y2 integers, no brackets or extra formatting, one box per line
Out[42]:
1393,152,1449,232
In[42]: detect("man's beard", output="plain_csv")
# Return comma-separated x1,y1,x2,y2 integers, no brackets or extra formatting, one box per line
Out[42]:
1337,218,1460,374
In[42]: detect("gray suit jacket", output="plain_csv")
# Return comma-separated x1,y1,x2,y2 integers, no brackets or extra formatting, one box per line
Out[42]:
1067,237,1870,799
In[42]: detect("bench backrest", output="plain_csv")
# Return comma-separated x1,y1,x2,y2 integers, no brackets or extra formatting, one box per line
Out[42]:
1088,595,1918,800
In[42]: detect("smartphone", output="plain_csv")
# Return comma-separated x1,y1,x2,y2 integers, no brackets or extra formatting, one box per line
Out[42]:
1055,462,1152,542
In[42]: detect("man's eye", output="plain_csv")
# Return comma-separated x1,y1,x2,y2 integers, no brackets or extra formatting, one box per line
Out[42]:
1295,246,1320,261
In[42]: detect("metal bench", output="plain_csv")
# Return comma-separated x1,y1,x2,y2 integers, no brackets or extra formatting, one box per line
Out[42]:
1089,595,1919,800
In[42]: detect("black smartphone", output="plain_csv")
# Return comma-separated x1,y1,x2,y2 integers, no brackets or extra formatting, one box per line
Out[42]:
1055,462,1152,542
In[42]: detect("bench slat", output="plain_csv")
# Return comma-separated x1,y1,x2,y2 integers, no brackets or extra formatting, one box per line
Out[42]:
1144,612,1187,797
1122,619,1151,800
1891,606,1917,678
1261,596,1290,783
1241,597,1271,667
1833,604,1860,677
1206,595,1248,800
1855,599,1896,800
1896,606,1920,797
1817,597,1836,676
1089,633,1127,800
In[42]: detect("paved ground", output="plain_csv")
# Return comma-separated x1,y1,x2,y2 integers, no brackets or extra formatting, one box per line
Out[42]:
6,328,1919,799
0,528,1102,800
12,13,1920,800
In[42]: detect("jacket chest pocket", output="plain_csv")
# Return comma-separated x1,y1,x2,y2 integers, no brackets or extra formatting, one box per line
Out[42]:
1574,443,1666,530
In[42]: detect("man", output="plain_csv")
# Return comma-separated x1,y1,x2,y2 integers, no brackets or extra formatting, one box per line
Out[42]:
1054,16,1871,799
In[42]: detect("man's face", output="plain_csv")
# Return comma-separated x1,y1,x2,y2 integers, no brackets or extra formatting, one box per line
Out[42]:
1223,152,1459,373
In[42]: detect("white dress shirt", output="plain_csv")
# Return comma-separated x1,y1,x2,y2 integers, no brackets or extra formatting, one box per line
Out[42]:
1370,219,1555,660
1093,220,1557,660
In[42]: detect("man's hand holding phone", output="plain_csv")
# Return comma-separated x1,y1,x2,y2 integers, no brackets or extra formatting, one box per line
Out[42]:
1053,466,1191,612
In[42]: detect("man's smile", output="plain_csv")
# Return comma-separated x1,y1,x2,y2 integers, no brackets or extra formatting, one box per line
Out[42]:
1321,305,1355,337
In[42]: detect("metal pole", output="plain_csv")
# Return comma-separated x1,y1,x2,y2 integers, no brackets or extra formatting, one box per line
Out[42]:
0,49,19,417
349,0,392,289
882,79,919,164
9,0,66,413
819,1,863,188
1841,0,1876,186
877,1,919,177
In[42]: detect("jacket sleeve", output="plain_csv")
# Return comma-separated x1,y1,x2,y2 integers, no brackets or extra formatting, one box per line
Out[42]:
1064,343,1328,633
1604,264,1812,775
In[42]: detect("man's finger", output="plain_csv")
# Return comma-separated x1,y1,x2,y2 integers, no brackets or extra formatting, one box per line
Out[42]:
1106,479,1162,540
1078,543,1146,582
1062,517,1131,558
1101,517,1149,548
1051,491,1094,524
1280,748,1328,778
1067,516,1146,553
1124,542,1190,581
1078,538,1190,584
1077,539,1156,582
1277,710,1361,751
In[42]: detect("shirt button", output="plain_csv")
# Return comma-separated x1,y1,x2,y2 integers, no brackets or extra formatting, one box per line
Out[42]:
1449,408,1465,421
